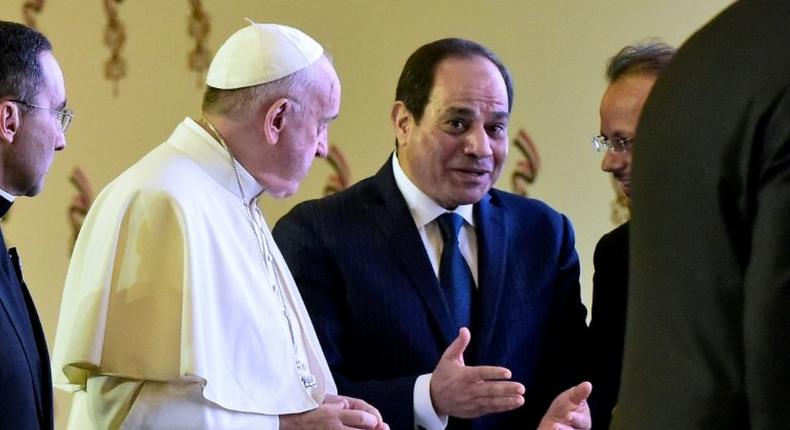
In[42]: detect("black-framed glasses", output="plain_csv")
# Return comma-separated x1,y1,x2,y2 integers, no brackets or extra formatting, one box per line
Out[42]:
10,99,74,133
591,134,632,154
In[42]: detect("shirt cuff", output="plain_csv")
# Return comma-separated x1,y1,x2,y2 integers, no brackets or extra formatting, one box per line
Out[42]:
413,373,448,430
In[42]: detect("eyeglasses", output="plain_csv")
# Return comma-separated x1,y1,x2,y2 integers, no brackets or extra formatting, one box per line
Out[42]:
10,99,74,133
591,134,632,154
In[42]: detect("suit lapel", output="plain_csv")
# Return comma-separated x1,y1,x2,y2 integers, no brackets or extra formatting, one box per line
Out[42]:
368,159,457,345
0,228,45,420
0,230,37,354
19,269,52,429
472,193,508,360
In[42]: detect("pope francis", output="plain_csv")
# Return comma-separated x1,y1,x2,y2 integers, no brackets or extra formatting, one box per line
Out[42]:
51,21,388,430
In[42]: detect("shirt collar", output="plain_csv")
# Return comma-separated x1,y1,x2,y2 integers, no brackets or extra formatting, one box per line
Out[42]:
391,151,474,228
0,190,13,218
0,188,15,203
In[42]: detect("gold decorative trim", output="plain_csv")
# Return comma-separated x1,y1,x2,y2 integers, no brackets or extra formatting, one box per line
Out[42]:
68,167,95,250
610,177,630,225
22,0,45,29
187,0,211,86
510,128,541,196
323,144,351,196
103,0,126,96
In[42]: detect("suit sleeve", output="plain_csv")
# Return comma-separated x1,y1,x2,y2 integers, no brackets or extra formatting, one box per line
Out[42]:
521,212,589,427
274,206,419,430
551,214,590,389
588,230,625,430
743,87,790,425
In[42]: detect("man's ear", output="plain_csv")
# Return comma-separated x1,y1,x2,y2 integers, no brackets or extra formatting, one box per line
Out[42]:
0,101,20,144
263,98,289,145
391,101,412,147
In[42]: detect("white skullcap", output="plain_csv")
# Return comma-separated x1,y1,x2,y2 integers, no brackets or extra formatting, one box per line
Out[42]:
206,20,324,89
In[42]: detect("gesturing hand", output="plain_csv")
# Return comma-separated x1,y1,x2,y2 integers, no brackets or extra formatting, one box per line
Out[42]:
429,327,525,418
537,381,592,430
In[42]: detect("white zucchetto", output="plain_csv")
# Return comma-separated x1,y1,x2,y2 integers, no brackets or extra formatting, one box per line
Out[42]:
206,21,324,90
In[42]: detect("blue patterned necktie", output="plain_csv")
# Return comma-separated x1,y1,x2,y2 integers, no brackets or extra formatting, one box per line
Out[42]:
436,212,473,330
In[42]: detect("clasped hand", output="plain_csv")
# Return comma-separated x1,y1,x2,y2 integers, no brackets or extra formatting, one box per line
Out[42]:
279,394,389,430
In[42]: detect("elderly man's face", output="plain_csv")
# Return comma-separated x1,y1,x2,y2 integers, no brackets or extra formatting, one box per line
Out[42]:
4,51,67,196
598,74,656,198
266,56,341,197
394,55,509,209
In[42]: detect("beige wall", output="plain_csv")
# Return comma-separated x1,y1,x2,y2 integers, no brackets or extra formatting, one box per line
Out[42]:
0,0,732,425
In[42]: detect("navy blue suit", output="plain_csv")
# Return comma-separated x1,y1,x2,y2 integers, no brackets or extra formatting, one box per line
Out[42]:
0,198,53,430
273,159,587,430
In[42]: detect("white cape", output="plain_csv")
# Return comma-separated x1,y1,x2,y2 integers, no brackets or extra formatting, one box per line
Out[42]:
51,118,335,415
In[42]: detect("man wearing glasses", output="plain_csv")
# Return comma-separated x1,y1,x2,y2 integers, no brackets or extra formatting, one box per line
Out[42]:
587,40,674,429
0,20,72,430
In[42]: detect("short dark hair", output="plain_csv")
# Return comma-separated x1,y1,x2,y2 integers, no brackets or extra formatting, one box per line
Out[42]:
0,21,52,107
395,38,513,123
606,39,676,83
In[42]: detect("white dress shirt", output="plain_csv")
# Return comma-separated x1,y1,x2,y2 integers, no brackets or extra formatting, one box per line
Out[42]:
391,152,479,430
0,188,15,204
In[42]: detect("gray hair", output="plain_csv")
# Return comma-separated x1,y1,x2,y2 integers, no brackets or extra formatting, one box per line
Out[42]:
202,54,326,118
606,39,676,83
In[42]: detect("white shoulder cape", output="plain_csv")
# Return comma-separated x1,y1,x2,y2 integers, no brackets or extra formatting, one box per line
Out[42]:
51,118,335,415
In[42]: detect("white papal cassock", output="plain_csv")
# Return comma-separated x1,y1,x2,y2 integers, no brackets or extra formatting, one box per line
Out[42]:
51,118,335,429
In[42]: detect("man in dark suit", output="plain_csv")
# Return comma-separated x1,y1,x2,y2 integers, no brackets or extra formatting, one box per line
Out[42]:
0,21,71,430
587,41,674,429
274,38,590,430
613,1,790,428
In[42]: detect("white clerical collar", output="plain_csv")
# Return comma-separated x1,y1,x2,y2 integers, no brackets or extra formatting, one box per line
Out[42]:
391,151,474,229
182,117,264,203
0,187,15,203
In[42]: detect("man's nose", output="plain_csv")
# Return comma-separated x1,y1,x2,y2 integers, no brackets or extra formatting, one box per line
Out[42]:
55,134,66,152
464,127,493,158
601,151,625,172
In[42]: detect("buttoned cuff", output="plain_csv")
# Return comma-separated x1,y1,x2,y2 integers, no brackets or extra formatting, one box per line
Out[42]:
413,373,448,430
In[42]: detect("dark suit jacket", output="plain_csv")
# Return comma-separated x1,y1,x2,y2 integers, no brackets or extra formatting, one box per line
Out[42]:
588,222,628,430
615,1,790,428
273,159,587,430
0,198,53,430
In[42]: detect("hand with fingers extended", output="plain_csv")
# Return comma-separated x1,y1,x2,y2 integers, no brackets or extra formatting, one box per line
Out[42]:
279,394,390,430
537,381,592,430
429,327,526,418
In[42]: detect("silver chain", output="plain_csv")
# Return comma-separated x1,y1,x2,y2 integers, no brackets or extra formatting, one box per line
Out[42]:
200,118,316,388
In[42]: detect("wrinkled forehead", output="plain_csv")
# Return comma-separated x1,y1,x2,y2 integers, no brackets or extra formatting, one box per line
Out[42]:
310,57,342,115
323,59,341,105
